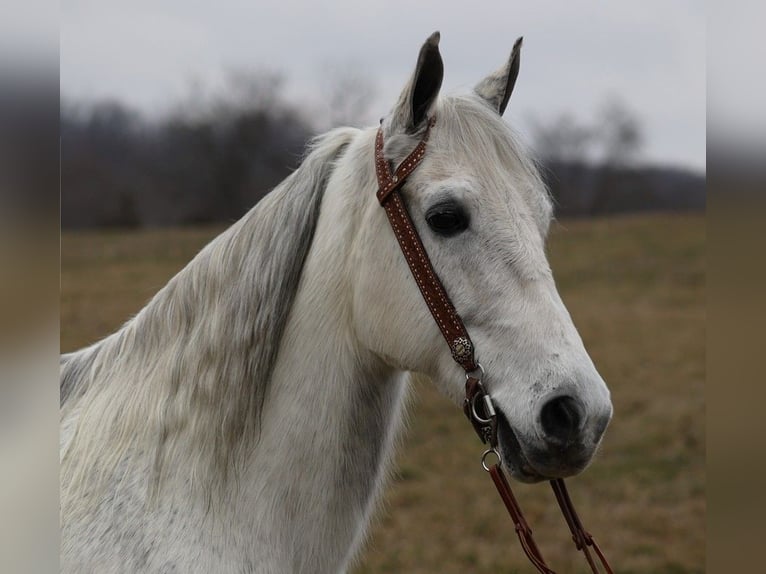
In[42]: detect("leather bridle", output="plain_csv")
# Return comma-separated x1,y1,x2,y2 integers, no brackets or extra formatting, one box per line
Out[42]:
374,118,614,574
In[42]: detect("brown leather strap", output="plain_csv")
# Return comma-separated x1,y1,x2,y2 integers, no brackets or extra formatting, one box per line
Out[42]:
374,120,477,372
490,464,555,574
463,376,497,446
375,120,435,205
550,479,614,574
487,465,615,574
463,378,553,573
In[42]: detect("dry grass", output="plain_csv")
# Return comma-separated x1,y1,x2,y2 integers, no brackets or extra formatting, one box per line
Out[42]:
61,213,705,573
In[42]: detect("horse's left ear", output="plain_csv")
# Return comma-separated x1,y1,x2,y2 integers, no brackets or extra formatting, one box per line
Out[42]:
389,31,444,133
474,37,523,116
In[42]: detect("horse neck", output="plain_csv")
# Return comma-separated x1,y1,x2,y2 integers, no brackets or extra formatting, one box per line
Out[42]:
238,143,409,570
62,128,410,571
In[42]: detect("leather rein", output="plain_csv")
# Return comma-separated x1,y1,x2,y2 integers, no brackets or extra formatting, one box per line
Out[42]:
374,118,613,574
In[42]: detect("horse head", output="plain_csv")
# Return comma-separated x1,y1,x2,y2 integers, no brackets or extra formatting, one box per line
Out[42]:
351,32,613,482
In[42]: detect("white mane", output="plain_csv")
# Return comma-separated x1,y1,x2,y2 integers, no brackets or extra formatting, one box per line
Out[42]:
61,128,357,506
435,94,552,230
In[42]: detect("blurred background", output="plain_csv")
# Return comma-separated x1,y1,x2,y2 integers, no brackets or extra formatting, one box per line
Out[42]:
59,1,706,228
4,0,745,572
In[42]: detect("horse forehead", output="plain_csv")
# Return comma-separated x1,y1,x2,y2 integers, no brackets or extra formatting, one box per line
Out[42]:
420,153,550,227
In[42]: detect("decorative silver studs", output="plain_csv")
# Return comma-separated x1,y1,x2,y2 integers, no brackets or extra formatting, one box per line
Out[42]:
451,336,473,363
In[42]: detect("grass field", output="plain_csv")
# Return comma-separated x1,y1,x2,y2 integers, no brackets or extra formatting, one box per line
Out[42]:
61,213,705,573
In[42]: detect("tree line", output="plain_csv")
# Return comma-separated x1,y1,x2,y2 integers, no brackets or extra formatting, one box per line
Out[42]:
61,73,704,228
528,98,704,216
62,72,316,228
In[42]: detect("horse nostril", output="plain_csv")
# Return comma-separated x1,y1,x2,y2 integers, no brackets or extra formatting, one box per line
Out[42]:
540,395,584,445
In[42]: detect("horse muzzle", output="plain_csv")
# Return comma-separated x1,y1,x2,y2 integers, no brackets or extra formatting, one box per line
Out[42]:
495,394,612,481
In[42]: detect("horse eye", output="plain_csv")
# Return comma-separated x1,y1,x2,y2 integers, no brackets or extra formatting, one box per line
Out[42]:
425,203,469,236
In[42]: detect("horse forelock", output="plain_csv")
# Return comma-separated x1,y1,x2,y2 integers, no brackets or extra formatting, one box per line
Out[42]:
60,127,357,506
436,94,553,230
383,94,552,235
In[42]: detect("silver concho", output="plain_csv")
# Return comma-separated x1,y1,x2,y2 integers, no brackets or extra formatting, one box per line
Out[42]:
450,336,473,364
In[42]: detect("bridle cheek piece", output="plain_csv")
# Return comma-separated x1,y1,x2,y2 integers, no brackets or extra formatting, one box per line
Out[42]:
374,118,613,574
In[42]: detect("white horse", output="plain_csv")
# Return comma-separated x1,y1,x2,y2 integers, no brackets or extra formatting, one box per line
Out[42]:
60,32,612,573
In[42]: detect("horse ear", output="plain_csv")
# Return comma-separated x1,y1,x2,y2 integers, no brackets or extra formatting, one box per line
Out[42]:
474,37,522,117
389,31,444,133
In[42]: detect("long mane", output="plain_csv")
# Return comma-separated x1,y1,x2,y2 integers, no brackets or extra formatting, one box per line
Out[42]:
60,128,356,502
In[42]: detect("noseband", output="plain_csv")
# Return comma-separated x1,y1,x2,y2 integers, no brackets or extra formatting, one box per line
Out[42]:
374,118,613,574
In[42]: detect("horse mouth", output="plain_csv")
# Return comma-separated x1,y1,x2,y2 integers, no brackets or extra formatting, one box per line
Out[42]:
494,408,549,483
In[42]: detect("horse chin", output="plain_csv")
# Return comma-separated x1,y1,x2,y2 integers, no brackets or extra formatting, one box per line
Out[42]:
494,408,549,484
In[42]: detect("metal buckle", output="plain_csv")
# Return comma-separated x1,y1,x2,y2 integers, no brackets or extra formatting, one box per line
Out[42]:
465,362,485,382
471,392,496,425
481,448,502,472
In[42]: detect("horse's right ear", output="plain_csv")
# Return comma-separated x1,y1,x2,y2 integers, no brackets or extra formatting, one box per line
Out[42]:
388,31,444,134
474,37,522,116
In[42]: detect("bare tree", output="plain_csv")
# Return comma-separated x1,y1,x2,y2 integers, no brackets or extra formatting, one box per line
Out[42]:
319,62,375,128
528,112,595,164
596,96,644,167
590,97,646,214
175,69,287,124
61,69,313,228
218,69,286,117
527,112,596,214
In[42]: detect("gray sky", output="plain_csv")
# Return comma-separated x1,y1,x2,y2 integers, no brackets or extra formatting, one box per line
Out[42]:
61,1,705,171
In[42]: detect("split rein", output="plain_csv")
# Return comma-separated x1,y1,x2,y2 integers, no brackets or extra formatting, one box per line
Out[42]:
374,118,613,574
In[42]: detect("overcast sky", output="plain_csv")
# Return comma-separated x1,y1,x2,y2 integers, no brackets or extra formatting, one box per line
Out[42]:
61,1,705,171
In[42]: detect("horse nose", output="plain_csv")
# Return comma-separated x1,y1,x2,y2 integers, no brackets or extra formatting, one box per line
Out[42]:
539,395,585,446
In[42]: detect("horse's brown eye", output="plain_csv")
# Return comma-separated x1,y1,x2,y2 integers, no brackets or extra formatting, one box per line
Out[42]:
425,203,469,236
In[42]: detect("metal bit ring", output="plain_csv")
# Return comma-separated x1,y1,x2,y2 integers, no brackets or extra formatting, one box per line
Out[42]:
481,448,502,472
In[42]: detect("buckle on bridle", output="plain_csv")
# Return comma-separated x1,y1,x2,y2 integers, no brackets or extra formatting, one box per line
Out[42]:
462,363,499,449
471,392,496,425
